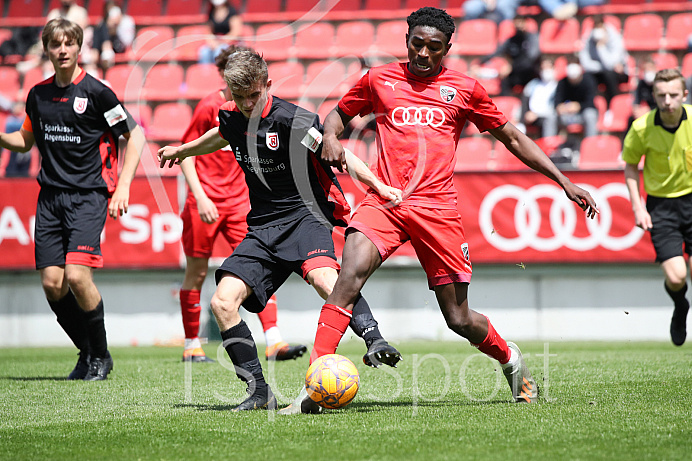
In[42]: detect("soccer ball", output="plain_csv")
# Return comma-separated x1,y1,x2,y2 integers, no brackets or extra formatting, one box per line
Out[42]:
305,354,359,409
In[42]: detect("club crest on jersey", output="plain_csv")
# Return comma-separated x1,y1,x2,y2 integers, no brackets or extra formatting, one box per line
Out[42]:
440,86,457,103
73,97,88,114
266,132,279,150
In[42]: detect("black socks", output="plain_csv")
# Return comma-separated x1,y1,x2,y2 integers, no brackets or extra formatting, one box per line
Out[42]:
220,320,268,394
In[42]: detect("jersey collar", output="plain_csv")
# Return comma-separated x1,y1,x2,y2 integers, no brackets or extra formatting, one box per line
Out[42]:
654,106,688,134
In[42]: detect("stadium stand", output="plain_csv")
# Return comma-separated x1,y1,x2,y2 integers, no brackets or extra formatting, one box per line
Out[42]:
539,18,580,54
493,141,532,171
7,0,44,19
253,22,293,62
105,64,144,102
578,134,623,169
453,19,497,56
498,17,538,43
303,60,349,99
172,24,209,62
622,14,664,51
132,25,175,61
142,63,184,101
664,13,692,50
267,61,305,100
455,136,494,172
371,20,409,58
0,66,20,99
333,21,375,57
148,102,192,142
290,22,335,60
166,0,204,16
124,0,164,21
183,63,225,100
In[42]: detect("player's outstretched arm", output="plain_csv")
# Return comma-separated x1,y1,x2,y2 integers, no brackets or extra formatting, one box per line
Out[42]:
624,162,652,230
157,127,227,168
109,125,146,219
322,107,355,171
343,148,402,205
0,128,35,153
489,122,599,219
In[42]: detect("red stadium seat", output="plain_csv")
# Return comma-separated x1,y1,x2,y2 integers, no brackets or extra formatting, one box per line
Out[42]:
492,96,521,125
148,103,192,142
316,99,339,123
364,0,400,9
683,53,692,77
497,17,538,43
245,0,281,13
127,103,153,132
253,23,294,62
267,61,305,100
371,21,409,58
623,14,664,52
404,0,441,8
290,23,335,60
105,64,144,102
183,63,225,100
87,0,107,19
0,66,20,101
651,53,679,71
553,55,568,80
453,19,497,56
470,56,506,96
603,93,633,133
125,0,164,18
445,56,468,74
142,64,184,101
20,66,47,97
284,0,322,12
132,25,175,61
664,13,692,51
0,29,12,46
455,137,494,172
493,141,531,171
333,21,375,57
7,0,44,18
323,0,361,11
303,60,348,99
594,95,607,132
578,135,622,170
172,25,209,62
539,18,580,54
166,0,203,15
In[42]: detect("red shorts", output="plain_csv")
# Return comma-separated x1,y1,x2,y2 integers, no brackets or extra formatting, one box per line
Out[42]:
181,203,248,258
348,195,472,289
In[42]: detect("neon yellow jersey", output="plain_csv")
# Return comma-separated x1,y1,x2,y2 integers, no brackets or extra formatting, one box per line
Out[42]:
622,104,692,198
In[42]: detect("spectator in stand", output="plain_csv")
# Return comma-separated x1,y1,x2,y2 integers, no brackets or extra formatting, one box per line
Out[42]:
198,0,243,65
0,26,41,62
1,102,32,177
537,0,604,21
462,0,521,24
473,14,540,96
90,1,135,71
629,56,657,126
521,57,558,137
546,57,599,138
579,14,629,106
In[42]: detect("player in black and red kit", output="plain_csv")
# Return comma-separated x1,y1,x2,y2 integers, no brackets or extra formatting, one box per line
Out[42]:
0,19,145,381
178,46,307,364
285,7,600,412
159,50,402,411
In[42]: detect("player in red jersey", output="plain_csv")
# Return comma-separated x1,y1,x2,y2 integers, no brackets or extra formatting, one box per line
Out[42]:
282,7,600,413
178,46,307,363
0,19,145,381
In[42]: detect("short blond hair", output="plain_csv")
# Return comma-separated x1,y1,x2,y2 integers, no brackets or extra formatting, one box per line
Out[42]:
223,50,268,92
654,68,687,93
42,18,84,50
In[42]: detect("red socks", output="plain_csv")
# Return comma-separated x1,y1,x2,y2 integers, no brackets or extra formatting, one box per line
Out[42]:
472,315,511,364
180,289,201,339
256,295,278,331
310,304,352,363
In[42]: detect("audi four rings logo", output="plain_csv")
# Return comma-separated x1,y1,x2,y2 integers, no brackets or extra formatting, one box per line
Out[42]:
479,183,644,252
391,107,446,127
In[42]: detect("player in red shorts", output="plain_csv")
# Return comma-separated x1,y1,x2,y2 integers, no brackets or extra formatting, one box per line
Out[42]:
178,46,307,363
282,7,599,413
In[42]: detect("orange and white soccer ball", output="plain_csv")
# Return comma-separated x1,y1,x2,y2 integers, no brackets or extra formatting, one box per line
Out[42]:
305,354,359,409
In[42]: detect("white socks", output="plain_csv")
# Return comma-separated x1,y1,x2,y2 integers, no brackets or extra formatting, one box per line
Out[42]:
264,326,283,347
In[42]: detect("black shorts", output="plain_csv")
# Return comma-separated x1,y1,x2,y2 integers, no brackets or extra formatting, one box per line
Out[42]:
646,193,692,263
215,213,340,313
34,187,108,269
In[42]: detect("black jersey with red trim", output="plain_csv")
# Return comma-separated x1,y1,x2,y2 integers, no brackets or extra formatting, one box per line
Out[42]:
24,70,137,194
217,95,350,228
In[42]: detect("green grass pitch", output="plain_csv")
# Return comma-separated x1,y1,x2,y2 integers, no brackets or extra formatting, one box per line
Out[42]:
1,341,690,460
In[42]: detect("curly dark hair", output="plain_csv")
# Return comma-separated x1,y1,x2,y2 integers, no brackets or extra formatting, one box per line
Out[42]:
406,7,456,44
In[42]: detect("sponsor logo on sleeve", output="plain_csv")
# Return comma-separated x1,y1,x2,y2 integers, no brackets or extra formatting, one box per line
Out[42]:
73,97,88,114
300,127,323,153
104,104,128,127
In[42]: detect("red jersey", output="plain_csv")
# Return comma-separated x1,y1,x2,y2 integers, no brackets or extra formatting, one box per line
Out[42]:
182,89,249,213
339,62,507,208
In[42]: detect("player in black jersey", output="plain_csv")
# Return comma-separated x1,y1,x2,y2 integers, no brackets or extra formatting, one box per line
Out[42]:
159,50,403,412
0,19,145,381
